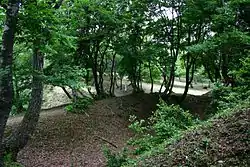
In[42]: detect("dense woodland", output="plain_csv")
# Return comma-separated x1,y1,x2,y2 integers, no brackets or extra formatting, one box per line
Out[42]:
0,0,249,166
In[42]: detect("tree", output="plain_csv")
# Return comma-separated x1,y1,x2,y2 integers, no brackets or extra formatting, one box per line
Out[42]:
0,0,20,165
3,0,64,160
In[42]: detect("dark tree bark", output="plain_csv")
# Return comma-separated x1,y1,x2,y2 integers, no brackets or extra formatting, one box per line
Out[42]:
203,63,215,83
109,53,116,96
167,73,175,96
120,75,123,90
3,46,44,161
180,55,195,103
0,0,20,165
1,1,64,163
92,42,101,96
159,72,167,93
149,61,154,93
61,87,72,99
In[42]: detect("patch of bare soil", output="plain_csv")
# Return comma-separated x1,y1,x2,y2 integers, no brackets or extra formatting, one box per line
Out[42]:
141,108,250,167
7,93,158,167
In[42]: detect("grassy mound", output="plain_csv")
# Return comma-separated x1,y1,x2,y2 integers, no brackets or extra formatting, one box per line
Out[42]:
140,109,250,167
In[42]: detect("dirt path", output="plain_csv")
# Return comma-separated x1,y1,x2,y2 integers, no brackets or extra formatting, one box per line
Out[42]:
7,94,158,167
6,80,210,167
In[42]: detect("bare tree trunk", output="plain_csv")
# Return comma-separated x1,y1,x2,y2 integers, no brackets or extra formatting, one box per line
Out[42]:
167,74,175,96
92,42,101,97
120,76,123,90
3,46,44,161
0,1,19,165
164,67,174,95
203,63,214,83
149,61,154,93
61,87,72,99
99,53,105,95
159,74,167,93
180,56,195,103
109,53,116,96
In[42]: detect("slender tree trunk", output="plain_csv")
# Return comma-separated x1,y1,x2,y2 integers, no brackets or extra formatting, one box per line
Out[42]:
164,67,174,95
203,63,214,83
92,68,100,95
113,73,117,94
180,57,195,103
0,1,19,165
149,61,154,93
167,74,175,96
159,74,166,93
99,53,105,95
120,76,123,90
159,81,164,93
109,53,116,96
85,69,90,85
61,87,72,99
3,46,44,161
138,63,142,91
92,42,101,97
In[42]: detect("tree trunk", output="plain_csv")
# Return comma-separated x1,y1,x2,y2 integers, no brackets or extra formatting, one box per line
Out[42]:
164,67,174,95
61,87,72,99
138,63,142,91
120,76,123,90
167,74,175,96
203,63,214,83
159,74,167,93
180,57,195,103
0,1,20,165
92,42,101,97
149,61,154,93
99,55,105,95
3,46,44,161
109,53,116,96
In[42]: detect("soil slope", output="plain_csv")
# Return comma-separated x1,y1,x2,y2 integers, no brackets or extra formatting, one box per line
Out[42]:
141,109,250,167
6,93,158,167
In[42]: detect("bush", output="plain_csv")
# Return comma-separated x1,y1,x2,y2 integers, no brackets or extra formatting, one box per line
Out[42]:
103,147,129,167
211,82,250,114
128,100,195,154
65,97,93,113
4,153,23,167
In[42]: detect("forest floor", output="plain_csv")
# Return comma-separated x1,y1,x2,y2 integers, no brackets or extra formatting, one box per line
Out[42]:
7,93,159,167
141,108,250,167
6,81,210,167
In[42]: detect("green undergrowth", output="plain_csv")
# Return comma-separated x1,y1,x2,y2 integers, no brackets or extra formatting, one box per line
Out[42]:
65,97,93,114
104,86,250,167
138,107,250,167
4,153,23,167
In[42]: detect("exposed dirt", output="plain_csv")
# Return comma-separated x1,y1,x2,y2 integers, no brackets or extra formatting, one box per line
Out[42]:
6,89,211,167
141,108,250,167
6,93,158,167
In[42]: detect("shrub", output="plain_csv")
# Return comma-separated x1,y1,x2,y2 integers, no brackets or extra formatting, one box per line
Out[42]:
104,101,197,167
128,100,195,154
65,97,93,114
103,147,129,167
211,82,250,114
